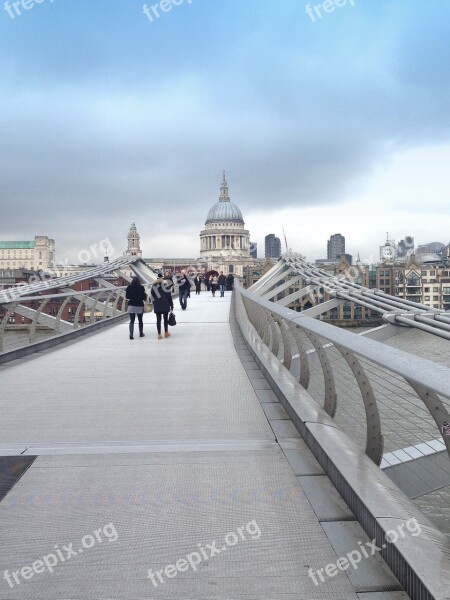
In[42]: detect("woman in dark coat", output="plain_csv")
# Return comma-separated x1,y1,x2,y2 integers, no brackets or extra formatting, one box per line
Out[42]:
194,274,202,295
125,277,147,340
151,274,174,339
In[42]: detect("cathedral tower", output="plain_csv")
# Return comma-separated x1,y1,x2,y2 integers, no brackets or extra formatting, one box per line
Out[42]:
125,220,142,257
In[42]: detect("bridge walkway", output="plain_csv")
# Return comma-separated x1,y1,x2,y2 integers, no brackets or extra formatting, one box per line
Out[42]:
0,293,407,599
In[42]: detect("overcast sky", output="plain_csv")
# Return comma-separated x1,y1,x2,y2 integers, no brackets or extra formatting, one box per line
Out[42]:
1,0,449,264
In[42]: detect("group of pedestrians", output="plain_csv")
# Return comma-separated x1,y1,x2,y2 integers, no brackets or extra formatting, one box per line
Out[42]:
126,270,232,340
193,272,229,297
209,272,227,297
126,273,173,340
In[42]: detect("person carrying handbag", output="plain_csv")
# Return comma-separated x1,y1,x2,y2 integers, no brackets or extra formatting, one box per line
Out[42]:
151,273,174,340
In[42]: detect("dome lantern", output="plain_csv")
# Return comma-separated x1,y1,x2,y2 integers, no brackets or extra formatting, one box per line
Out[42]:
219,171,230,202
205,172,244,224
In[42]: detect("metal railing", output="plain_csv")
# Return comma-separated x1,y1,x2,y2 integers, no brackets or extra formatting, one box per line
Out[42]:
235,281,450,465
0,256,163,356
0,287,128,354
254,252,450,341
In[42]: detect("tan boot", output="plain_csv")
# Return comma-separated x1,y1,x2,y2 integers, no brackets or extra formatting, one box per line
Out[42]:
158,334,163,340
165,332,171,338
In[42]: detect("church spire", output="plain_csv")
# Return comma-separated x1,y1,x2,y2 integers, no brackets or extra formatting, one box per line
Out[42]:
219,171,230,202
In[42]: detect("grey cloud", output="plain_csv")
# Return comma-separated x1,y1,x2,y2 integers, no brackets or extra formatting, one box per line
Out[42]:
1,2,450,260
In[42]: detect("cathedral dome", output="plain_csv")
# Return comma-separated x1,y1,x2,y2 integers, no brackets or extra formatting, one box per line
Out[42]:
205,173,244,224
206,201,243,223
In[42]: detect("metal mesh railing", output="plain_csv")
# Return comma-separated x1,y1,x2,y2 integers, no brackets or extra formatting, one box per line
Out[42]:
236,283,450,465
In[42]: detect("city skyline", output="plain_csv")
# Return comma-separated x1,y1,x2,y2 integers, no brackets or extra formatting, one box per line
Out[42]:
0,216,447,267
1,1,449,263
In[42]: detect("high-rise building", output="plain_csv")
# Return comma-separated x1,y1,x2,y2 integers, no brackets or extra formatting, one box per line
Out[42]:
265,234,281,259
327,234,345,261
416,241,446,262
250,242,257,259
397,236,414,261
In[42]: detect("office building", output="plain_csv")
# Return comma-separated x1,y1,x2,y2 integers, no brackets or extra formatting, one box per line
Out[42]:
327,234,345,261
265,234,281,259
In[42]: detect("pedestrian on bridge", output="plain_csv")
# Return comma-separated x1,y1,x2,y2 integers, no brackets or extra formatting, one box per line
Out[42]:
178,270,191,310
210,274,218,297
194,274,202,295
126,277,147,340
151,274,174,340
218,272,227,297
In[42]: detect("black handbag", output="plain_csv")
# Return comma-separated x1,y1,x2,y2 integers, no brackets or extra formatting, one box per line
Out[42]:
168,312,177,327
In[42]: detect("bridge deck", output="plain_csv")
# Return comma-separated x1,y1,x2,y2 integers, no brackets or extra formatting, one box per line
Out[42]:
0,294,405,599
